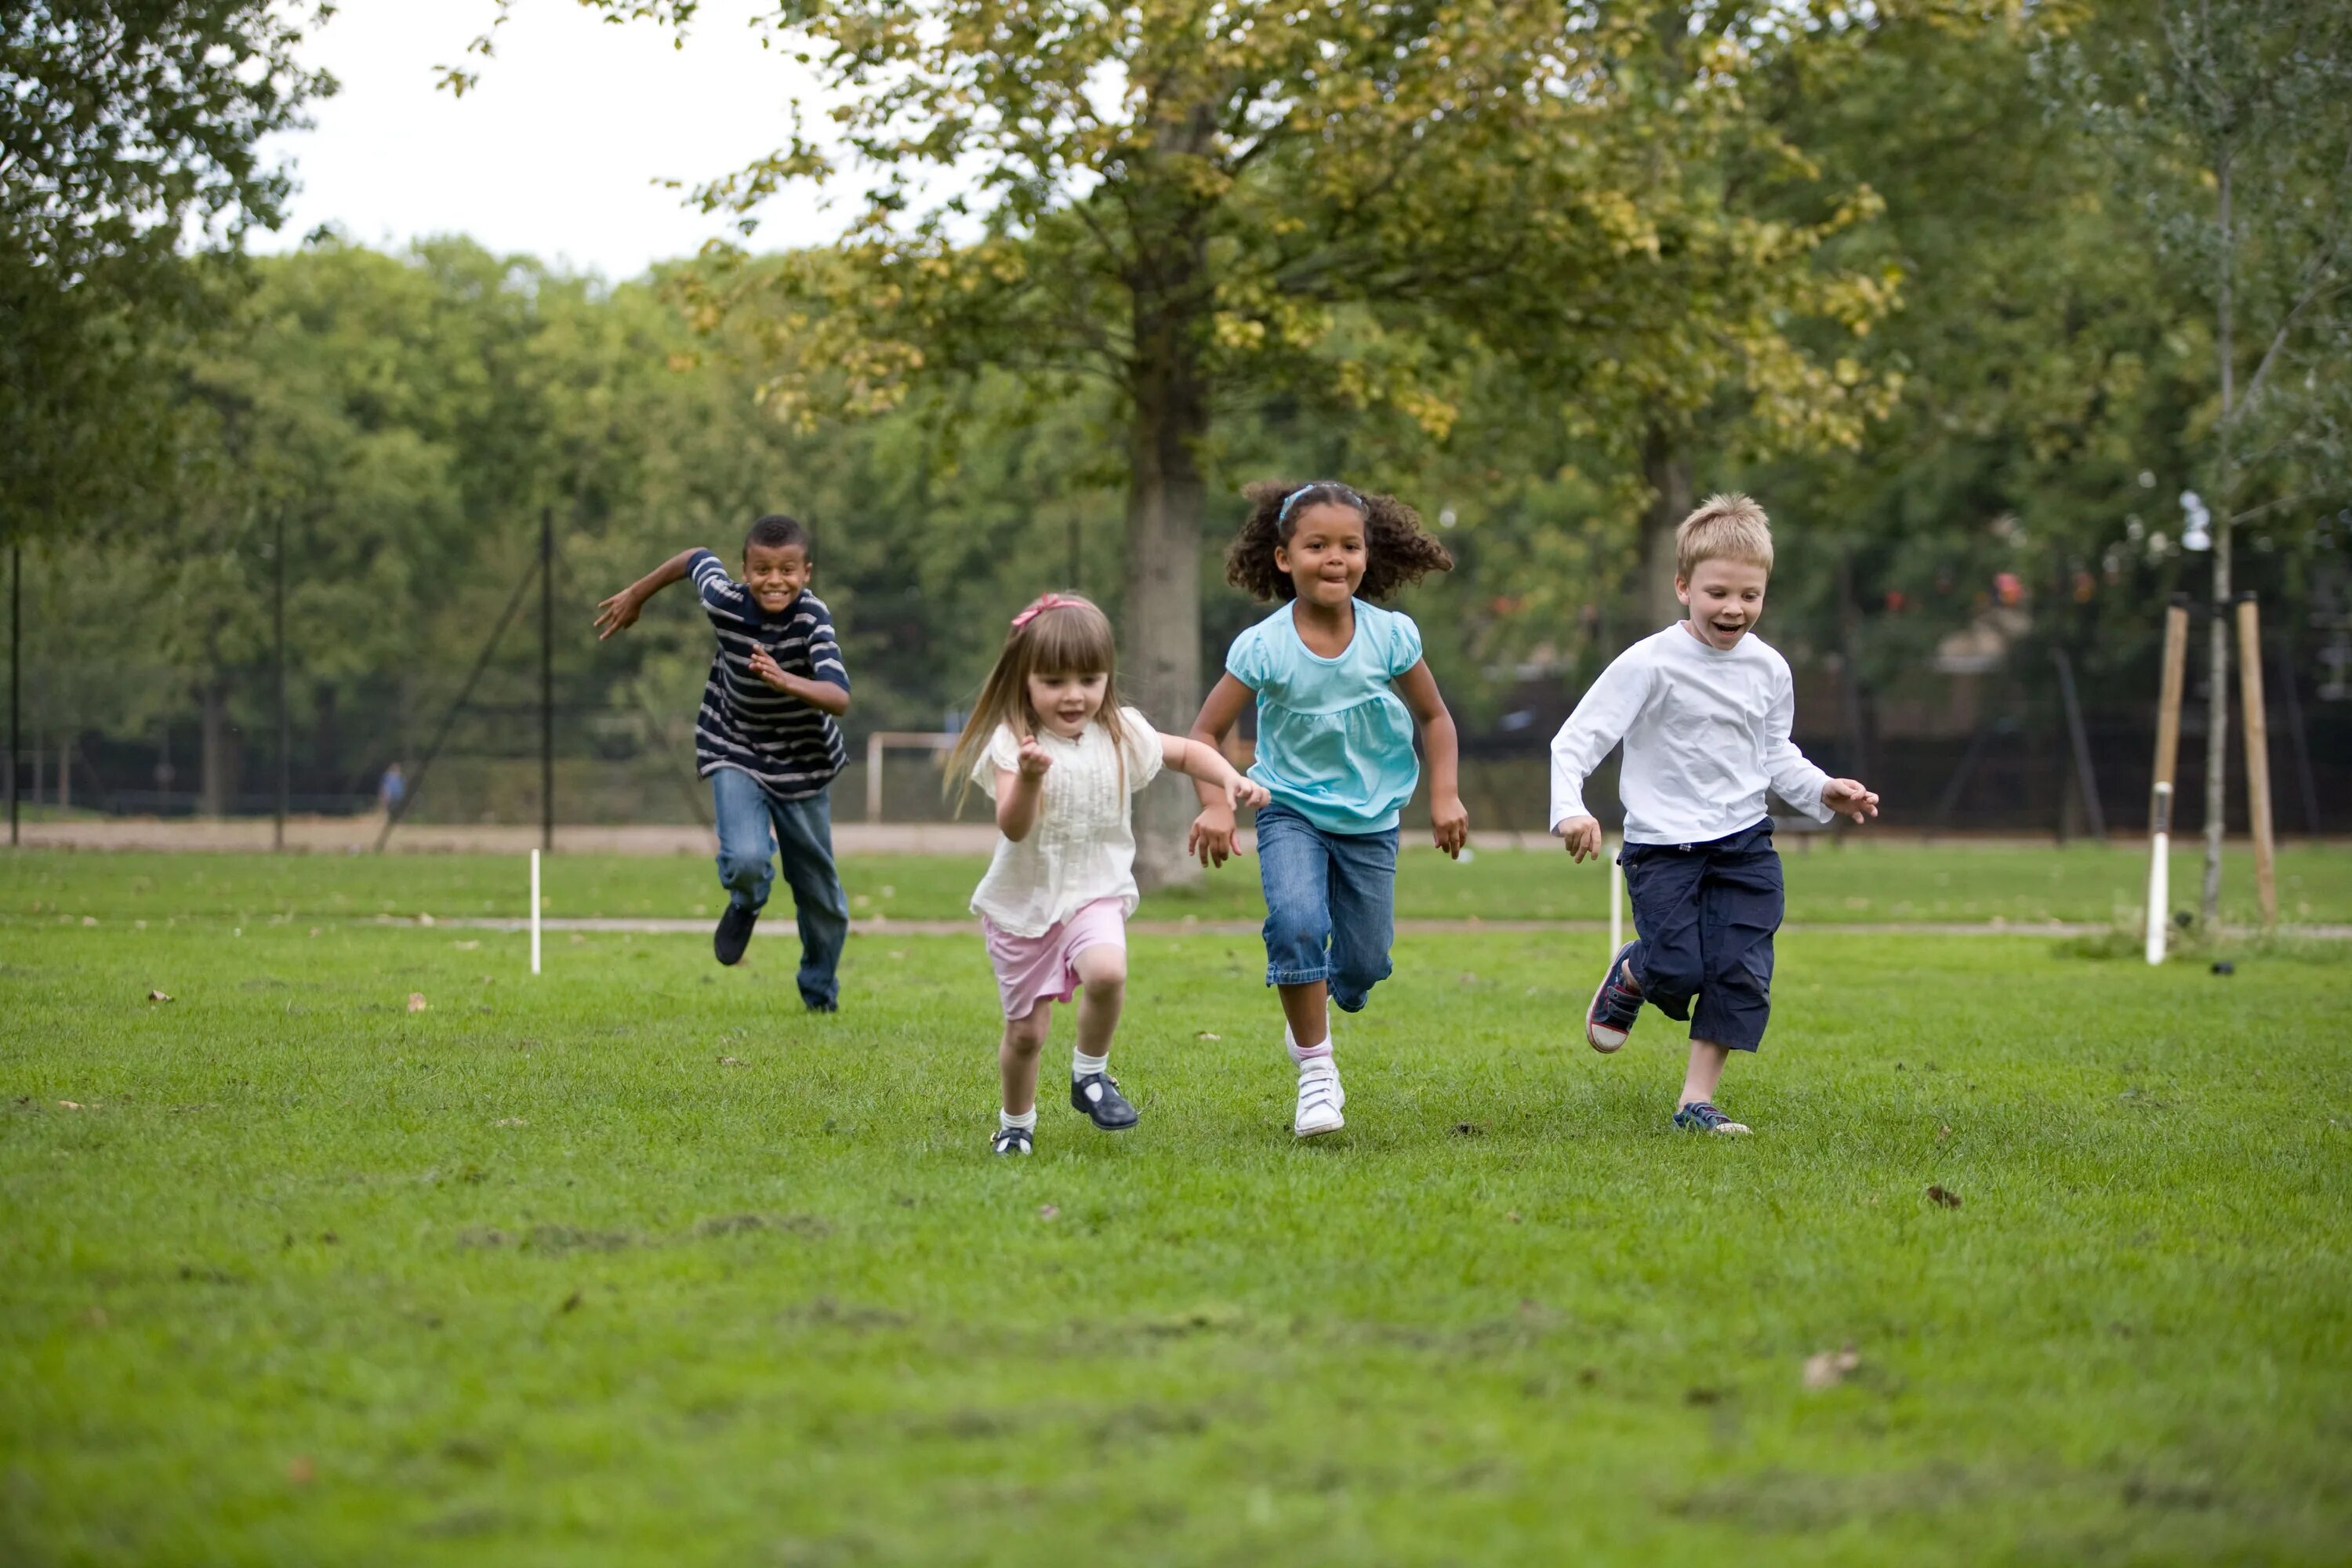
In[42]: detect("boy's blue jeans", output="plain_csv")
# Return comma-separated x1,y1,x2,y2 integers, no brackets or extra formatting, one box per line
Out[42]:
1254,800,1399,1013
710,768,849,1010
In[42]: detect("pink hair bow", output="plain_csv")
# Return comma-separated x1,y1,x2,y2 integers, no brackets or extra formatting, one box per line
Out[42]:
1011,593,1071,630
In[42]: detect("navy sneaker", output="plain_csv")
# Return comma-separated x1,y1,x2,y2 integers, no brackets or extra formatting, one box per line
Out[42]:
1585,942,1642,1054
1070,1073,1139,1131
991,1125,1034,1156
1672,1101,1751,1135
713,902,758,966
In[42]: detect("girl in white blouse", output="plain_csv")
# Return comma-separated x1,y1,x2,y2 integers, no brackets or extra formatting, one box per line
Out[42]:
947,593,1268,1156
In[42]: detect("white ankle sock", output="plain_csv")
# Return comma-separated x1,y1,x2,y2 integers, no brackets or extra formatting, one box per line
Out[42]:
1073,1050,1109,1081
999,1107,1036,1132
1285,1025,1332,1065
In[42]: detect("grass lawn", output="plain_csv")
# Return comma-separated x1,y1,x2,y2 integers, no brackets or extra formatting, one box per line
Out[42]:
2,852,2349,1564
6,840,2350,929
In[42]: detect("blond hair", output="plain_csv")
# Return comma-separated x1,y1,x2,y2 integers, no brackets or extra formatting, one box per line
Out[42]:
946,593,1135,813
1676,493,1774,580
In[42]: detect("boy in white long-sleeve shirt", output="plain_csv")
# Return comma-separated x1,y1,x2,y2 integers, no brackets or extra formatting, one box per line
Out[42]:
1551,494,1878,1134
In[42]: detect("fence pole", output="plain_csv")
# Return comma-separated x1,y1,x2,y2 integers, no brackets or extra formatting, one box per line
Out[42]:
866,730,884,822
541,505,554,856
274,510,289,852
376,555,539,852
2052,647,2107,840
7,543,16,848
2235,595,2277,930
2146,599,2191,964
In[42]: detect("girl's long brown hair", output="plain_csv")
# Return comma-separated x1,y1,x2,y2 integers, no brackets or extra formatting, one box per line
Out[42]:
946,593,1135,814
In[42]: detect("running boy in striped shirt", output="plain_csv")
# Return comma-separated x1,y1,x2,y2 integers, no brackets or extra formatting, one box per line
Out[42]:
1550,494,1878,1134
596,514,854,1010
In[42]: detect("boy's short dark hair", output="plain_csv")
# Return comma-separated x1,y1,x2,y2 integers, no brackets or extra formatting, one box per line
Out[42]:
744,514,811,557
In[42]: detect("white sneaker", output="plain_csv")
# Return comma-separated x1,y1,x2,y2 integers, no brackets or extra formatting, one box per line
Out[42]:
1294,1059,1345,1138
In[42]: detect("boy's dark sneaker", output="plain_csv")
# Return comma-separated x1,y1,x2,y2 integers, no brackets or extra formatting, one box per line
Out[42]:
713,902,758,966
1672,1101,1751,1135
991,1125,1034,1156
1585,941,1642,1054
1070,1073,1138,1131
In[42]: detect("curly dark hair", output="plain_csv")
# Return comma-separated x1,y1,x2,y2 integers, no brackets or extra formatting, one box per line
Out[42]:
1224,480,1455,603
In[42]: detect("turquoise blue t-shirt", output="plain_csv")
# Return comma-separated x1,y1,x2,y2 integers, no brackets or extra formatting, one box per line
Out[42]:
1225,599,1425,834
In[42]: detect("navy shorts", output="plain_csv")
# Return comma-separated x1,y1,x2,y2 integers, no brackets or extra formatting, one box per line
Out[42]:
1620,818,1784,1052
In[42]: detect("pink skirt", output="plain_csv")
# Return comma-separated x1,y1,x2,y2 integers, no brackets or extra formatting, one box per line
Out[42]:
982,897,1127,1020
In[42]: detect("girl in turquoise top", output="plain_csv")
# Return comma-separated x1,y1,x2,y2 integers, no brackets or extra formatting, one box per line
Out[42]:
1188,481,1469,1139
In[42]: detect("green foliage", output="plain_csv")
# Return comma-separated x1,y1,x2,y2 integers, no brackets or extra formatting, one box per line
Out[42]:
0,1,331,535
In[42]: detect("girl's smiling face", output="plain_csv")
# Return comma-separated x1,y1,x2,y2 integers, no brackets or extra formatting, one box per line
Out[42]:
1025,670,1109,739
1274,503,1368,608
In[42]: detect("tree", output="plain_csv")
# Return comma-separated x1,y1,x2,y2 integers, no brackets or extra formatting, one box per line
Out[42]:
2,2,332,539
2060,0,2352,924
470,0,1894,879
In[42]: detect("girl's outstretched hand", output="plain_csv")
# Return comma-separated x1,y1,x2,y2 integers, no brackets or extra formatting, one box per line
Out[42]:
1822,779,1879,824
1016,736,1054,780
1431,793,1469,859
1189,805,1238,867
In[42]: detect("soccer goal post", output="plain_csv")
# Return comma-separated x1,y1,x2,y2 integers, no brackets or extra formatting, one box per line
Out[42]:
864,731,961,822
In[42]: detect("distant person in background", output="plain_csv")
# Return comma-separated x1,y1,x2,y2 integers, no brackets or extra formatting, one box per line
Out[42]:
377,762,405,816
1550,493,1880,1136
594,514,853,1012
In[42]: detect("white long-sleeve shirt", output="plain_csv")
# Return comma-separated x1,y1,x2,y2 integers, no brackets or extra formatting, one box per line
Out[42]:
1548,623,1835,845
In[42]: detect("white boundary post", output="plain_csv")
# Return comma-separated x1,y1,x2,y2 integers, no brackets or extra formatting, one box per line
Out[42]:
529,848,542,975
1608,839,1624,955
2145,601,2190,967
2143,810,2169,966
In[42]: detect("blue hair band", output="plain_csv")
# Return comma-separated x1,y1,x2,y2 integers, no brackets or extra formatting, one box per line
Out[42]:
1278,482,1361,523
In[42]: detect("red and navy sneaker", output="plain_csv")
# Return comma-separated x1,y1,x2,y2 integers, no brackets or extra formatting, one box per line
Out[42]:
1671,1101,1751,1135
1585,941,1642,1054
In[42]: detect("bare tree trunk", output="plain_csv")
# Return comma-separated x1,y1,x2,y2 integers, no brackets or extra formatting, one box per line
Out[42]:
2201,151,2234,927
1639,430,1694,631
1125,297,1207,891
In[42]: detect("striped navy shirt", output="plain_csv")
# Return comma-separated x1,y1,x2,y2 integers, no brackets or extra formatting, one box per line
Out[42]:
688,549,849,801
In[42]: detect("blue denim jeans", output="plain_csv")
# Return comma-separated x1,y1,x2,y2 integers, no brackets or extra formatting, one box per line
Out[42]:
711,768,850,1010
1254,800,1399,1013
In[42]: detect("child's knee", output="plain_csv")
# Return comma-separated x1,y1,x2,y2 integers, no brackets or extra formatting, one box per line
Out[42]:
1004,1009,1051,1051
1077,949,1127,998
1263,902,1328,962
1639,943,1704,1004
716,849,768,889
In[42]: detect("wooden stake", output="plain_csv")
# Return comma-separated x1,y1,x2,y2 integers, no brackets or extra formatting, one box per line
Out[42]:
2147,601,2191,964
2236,596,2278,931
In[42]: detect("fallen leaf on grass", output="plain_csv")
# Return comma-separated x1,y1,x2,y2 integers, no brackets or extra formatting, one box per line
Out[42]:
407,993,428,1013
1451,1122,1486,1137
57,1101,84,1110
493,1117,527,1127
717,1056,743,1066
418,913,437,927
1926,1185,1962,1209
82,916,97,927
286,1456,315,1485
1038,1205,1060,1221
147,990,172,1004
557,1290,583,1314
1802,1346,1862,1389
1504,1211,1523,1224
1195,1031,1221,1040
454,940,480,952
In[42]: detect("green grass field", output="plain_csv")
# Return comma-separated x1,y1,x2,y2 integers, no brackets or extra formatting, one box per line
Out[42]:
4,848,2349,1564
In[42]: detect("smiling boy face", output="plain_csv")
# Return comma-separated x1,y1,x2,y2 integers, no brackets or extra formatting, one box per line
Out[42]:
741,541,811,612
1676,557,1769,651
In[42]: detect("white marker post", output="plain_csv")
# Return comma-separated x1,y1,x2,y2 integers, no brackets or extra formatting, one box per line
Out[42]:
529,848,543,975
1608,839,1624,956
2145,601,2190,966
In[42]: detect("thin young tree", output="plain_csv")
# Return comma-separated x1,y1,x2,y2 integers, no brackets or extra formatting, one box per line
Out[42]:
2063,0,2352,924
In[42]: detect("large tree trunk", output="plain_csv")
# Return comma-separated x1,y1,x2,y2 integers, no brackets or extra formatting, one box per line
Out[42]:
1124,299,1208,891
1639,430,1694,631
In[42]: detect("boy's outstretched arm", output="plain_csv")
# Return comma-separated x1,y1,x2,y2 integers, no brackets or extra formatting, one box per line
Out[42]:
1185,676,1255,867
1393,660,1468,858
1549,655,1651,862
594,548,699,639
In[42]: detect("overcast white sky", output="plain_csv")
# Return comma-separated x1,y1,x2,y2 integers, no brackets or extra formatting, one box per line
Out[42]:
253,0,842,281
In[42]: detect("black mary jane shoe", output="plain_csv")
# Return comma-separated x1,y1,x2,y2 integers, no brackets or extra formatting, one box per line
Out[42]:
1069,1072,1139,1131
990,1126,1034,1156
